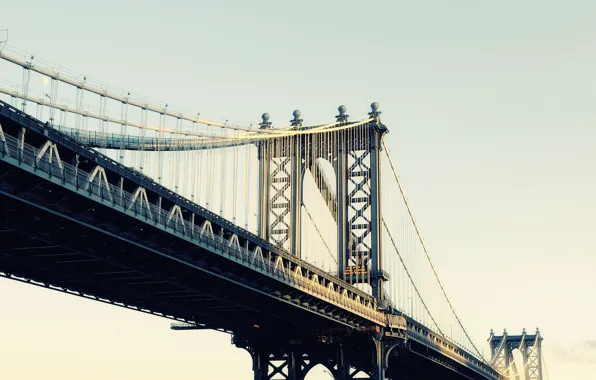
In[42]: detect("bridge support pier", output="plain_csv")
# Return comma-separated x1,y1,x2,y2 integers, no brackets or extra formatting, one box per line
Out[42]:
371,338,387,380
235,335,310,380
234,329,403,380
334,344,350,380
248,349,308,380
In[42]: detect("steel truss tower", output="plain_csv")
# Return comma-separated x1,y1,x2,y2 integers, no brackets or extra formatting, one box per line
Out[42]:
257,103,389,301
489,328,544,380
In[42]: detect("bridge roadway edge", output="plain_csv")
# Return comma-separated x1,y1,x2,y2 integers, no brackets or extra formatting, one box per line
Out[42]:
0,101,500,380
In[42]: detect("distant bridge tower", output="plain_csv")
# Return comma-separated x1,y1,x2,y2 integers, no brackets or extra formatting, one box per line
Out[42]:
256,104,389,300
489,328,543,380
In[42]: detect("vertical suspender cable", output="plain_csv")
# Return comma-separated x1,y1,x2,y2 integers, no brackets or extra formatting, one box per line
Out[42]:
206,125,213,210
382,142,488,362
233,129,239,223
220,131,227,217
244,131,250,229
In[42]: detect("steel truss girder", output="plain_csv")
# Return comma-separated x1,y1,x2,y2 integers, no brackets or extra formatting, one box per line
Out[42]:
269,156,292,248
346,148,372,262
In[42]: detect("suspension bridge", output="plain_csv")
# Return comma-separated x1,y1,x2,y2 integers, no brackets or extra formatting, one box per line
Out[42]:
0,45,545,379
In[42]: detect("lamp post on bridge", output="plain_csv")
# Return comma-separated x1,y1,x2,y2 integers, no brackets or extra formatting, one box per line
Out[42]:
367,102,388,302
44,93,54,126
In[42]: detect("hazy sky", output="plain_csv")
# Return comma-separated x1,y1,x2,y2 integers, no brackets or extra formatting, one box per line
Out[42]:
1,1,595,379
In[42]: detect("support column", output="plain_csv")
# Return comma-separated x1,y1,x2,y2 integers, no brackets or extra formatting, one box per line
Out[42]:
536,329,543,380
248,349,307,380
336,106,349,281
289,110,303,257
17,127,26,161
0,120,7,155
257,113,272,241
504,344,511,376
368,102,388,300
335,343,350,380
286,351,301,380
371,337,387,380
251,349,269,380
520,329,530,380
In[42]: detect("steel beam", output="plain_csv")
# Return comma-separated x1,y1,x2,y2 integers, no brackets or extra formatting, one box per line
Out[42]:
368,116,383,300
257,140,271,241
336,135,348,281
289,136,302,257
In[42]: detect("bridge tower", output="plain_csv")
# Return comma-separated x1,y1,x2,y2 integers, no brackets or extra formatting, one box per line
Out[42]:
256,104,389,300
256,110,305,257
336,103,389,301
489,328,543,380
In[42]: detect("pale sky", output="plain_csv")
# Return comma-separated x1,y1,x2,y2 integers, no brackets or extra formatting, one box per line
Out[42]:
1,1,595,379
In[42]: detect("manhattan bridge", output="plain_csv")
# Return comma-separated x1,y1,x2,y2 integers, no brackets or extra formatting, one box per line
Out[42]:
0,44,545,379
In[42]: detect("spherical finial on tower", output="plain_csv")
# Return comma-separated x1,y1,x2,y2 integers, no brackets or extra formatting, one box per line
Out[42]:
259,112,272,129
291,109,303,126
336,105,349,122
369,102,382,117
